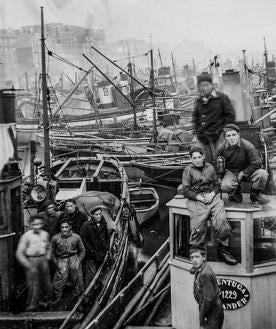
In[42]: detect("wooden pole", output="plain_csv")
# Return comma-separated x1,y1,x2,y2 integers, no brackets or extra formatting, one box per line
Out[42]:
150,49,157,142
264,37,269,90
128,62,137,128
40,6,50,174
25,72,29,92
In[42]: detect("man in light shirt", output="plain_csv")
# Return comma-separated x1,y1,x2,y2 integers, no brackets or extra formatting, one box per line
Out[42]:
16,215,51,311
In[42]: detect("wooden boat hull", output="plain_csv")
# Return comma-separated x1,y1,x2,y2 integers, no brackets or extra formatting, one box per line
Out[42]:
80,239,170,329
130,187,159,225
132,162,188,186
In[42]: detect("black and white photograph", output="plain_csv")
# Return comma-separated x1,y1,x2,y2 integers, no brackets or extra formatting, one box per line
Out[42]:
0,1,276,328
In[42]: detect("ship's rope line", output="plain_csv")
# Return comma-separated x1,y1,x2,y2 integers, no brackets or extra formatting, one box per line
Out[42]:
113,51,150,63
45,43,88,73
46,75,78,151
141,167,183,184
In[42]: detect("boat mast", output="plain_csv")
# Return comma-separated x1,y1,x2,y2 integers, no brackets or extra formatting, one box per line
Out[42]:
171,51,178,90
158,48,163,67
264,37,269,90
40,6,50,174
150,49,157,142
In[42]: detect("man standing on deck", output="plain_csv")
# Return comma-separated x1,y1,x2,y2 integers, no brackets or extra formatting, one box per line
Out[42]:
38,201,60,238
216,124,270,204
192,73,235,164
190,246,224,329
51,219,85,305
80,207,110,287
16,215,52,311
57,199,87,235
182,147,237,265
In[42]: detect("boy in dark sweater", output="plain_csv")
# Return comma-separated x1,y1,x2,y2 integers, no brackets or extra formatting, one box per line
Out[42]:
216,124,269,205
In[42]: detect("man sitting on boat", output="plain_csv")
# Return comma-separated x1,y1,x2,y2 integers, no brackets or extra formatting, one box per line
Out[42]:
216,124,270,205
192,73,235,164
57,199,87,235
51,218,86,306
182,147,237,265
80,207,110,287
16,215,52,311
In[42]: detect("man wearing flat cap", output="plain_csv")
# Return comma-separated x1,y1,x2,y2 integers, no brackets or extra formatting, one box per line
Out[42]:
192,73,236,165
216,124,269,204
190,246,224,329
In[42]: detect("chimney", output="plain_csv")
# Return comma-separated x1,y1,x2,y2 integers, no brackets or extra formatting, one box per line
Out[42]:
0,89,18,178
222,70,251,122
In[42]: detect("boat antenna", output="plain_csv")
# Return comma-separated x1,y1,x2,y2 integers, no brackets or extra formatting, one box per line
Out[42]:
41,6,50,175
82,54,137,109
264,37,269,90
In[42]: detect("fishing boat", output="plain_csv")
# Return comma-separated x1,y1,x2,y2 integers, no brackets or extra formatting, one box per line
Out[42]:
131,155,191,186
129,185,159,225
78,239,170,329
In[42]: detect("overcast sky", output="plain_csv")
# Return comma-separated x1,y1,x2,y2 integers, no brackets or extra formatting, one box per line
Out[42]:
1,0,276,56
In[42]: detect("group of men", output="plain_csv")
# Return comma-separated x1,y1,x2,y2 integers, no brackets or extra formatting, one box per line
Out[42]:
16,199,110,311
185,73,271,329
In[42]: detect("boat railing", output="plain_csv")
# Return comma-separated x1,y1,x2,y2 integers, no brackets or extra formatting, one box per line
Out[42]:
82,238,170,329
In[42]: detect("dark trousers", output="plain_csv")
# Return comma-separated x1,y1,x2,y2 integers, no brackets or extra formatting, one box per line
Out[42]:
192,134,224,165
26,256,51,310
53,255,84,300
201,299,224,329
85,259,97,288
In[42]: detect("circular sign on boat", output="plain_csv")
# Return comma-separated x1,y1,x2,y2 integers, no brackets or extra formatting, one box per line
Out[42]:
217,278,250,310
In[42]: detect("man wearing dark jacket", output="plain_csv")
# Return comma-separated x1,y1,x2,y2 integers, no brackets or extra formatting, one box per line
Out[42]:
80,207,110,287
192,73,235,164
182,147,237,265
57,199,87,235
217,124,269,204
190,246,224,329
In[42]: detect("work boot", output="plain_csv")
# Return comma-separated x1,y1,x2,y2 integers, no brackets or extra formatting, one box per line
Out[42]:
228,185,243,203
250,189,270,205
218,245,238,265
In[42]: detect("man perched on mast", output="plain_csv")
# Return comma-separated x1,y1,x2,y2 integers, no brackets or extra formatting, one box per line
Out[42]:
192,73,235,165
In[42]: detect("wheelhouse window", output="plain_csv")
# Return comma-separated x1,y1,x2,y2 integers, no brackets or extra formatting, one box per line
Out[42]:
254,217,276,264
173,214,241,263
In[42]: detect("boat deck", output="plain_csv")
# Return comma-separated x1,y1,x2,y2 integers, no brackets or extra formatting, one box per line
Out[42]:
0,311,83,322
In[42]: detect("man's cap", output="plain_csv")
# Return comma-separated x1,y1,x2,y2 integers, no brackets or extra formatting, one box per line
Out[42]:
90,205,107,215
197,73,213,84
223,123,240,133
65,198,76,205
189,146,204,157
189,245,206,255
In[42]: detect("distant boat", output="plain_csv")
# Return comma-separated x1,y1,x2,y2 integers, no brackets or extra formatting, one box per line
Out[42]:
129,186,159,225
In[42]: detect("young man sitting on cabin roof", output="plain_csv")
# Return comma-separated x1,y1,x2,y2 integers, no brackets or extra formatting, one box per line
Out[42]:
216,124,270,205
182,147,237,266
